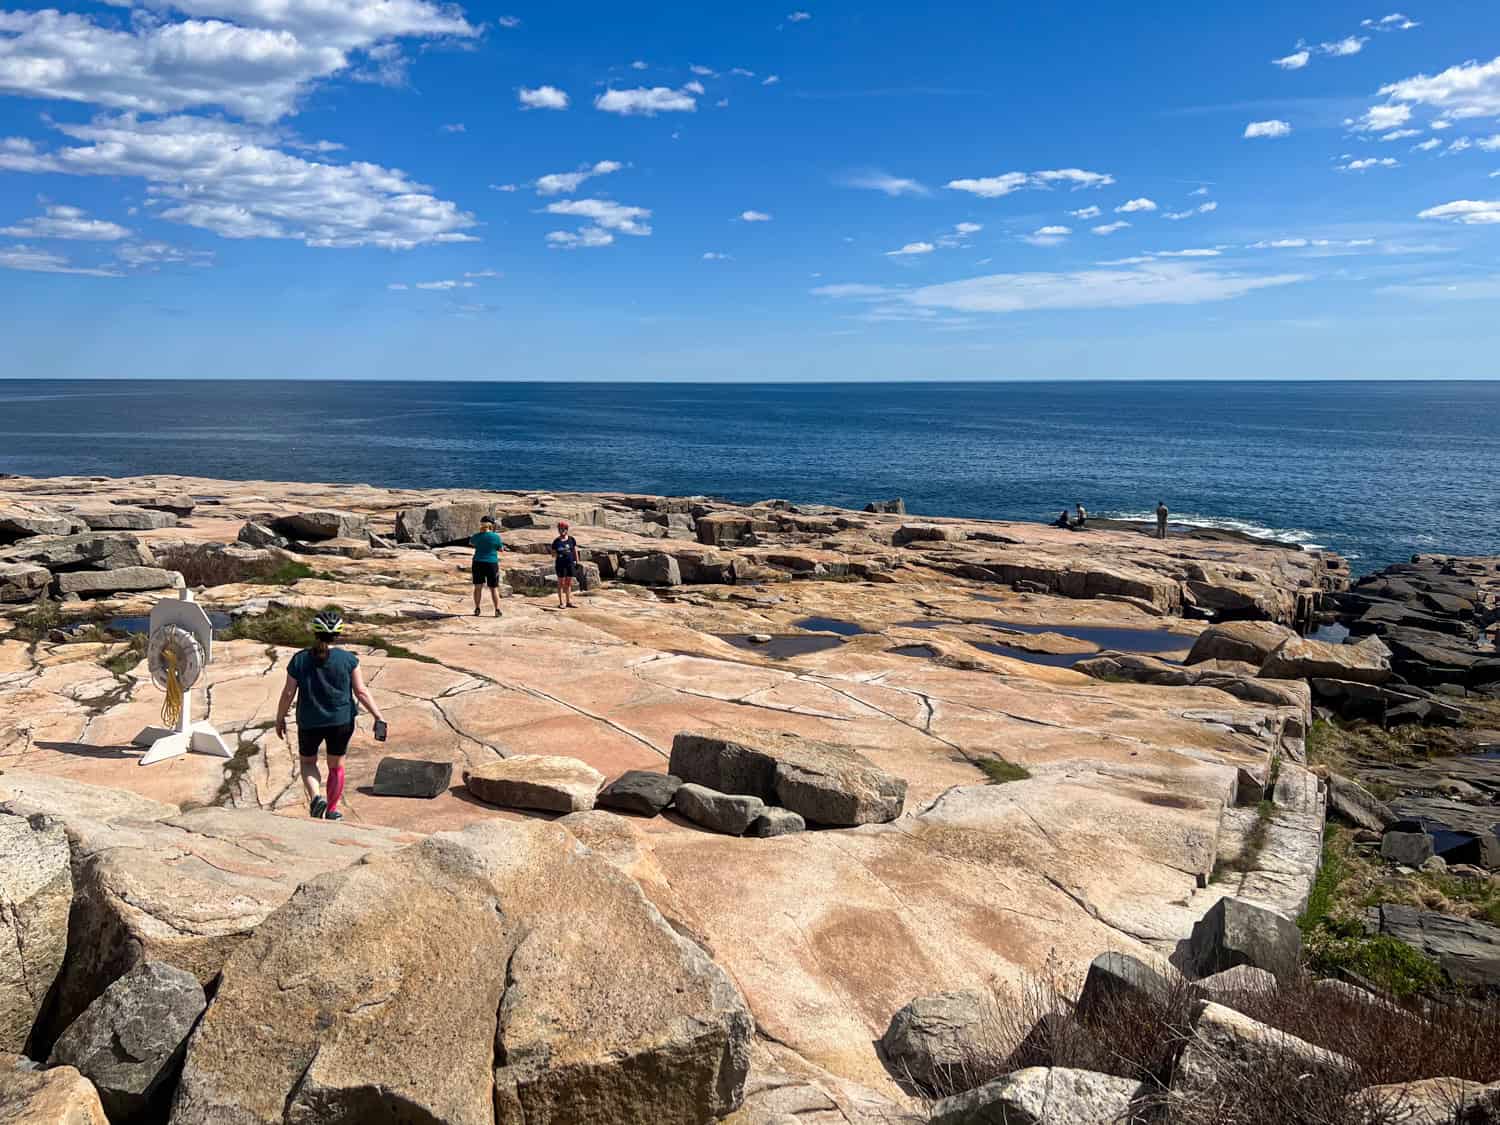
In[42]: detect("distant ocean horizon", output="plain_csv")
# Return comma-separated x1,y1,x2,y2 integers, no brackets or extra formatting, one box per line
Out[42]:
3,379,1497,575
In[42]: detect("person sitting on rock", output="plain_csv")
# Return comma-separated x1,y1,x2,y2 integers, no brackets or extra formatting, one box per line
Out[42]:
1075,503,1088,528
1053,508,1072,528
551,520,580,609
470,514,504,618
274,611,387,821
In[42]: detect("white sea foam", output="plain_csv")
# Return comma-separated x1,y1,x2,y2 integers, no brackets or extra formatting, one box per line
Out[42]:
1103,511,1325,551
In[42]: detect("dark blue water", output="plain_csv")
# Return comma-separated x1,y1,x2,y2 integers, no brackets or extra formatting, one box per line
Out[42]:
2,379,1496,574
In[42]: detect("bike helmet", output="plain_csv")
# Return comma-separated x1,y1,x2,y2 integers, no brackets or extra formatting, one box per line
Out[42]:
311,610,345,636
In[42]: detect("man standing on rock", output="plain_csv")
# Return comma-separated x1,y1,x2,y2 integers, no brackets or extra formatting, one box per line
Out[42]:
551,520,580,609
1156,500,1169,540
470,514,504,617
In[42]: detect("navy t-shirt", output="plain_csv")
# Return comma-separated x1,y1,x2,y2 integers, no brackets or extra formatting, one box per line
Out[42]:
552,536,578,567
288,648,359,728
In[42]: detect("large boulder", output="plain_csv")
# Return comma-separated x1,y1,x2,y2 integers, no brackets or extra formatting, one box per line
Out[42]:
1365,905,1500,992
1381,831,1435,867
1075,952,1180,1025
393,500,494,547
747,808,806,837
2,533,156,573
670,727,906,827
71,507,177,532
596,770,682,816
371,756,453,798
1172,1001,1354,1101
133,494,196,517
1359,1077,1500,1125
0,814,72,1053
0,562,49,603
1183,896,1300,983
170,821,752,1125
1186,621,1296,666
928,1067,1140,1125
674,784,766,836
696,512,758,547
1327,774,1396,833
0,1057,108,1124
463,755,605,813
622,552,682,587
864,499,906,515
879,990,992,1095
1260,635,1392,685
1182,562,1296,622
41,806,410,1042
267,509,367,542
55,567,182,597
48,960,205,1123
234,522,286,549
0,504,87,541
892,523,966,546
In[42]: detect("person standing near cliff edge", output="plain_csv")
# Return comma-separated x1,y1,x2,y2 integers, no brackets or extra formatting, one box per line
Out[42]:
1156,500,1169,540
470,514,504,618
551,520,580,609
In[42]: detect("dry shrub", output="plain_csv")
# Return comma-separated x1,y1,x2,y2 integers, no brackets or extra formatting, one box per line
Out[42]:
920,955,1499,1125
154,543,321,588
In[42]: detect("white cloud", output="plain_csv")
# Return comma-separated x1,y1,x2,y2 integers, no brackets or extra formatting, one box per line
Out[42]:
1273,50,1310,70
519,85,569,110
546,227,614,248
1412,137,1441,151
729,67,755,77
1092,221,1130,235
946,168,1113,198
1446,137,1473,154
533,159,622,196
787,11,812,21
684,80,706,95
545,197,652,235
762,74,780,85
809,283,894,298
441,122,466,133
1164,201,1217,220
702,251,730,260
1069,204,1102,220
1380,128,1421,140
0,244,121,276
1380,277,1500,300
739,210,772,222
1023,225,1072,247
0,114,477,249
497,15,521,28
630,59,648,70
387,282,407,289
594,86,696,115
934,221,982,248
843,171,928,196
395,279,476,290
464,268,498,278
1,203,130,241
1362,13,1419,31
821,262,1302,315
1199,201,1218,212
115,239,210,268
1340,156,1398,170
1320,36,1367,57
954,221,982,234
1244,119,1292,138
1418,199,1500,225
1190,186,1210,196
886,241,934,256
715,98,728,108
0,4,474,123
689,65,717,77
1116,197,1157,213
1478,134,1500,151
1252,238,1309,248
1376,57,1500,123
489,182,520,191
1353,103,1412,131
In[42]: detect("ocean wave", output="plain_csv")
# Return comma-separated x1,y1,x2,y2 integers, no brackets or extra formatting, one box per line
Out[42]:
1103,511,1326,551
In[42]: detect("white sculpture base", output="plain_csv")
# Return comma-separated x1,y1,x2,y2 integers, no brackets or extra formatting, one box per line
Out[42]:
134,721,233,766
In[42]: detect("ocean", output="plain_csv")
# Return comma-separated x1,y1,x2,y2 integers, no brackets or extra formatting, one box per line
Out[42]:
1,379,1495,575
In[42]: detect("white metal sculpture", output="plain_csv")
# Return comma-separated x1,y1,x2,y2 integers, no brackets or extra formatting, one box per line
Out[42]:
133,588,233,766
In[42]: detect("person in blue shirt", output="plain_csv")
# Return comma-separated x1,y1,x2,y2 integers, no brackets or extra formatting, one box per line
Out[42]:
273,611,387,821
470,514,505,617
550,519,580,609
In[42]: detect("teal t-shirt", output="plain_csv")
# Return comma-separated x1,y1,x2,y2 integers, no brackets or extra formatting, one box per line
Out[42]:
470,529,502,563
288,648,359,728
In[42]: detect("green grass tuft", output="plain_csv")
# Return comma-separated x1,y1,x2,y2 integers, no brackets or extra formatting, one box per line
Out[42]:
977,756,1031,784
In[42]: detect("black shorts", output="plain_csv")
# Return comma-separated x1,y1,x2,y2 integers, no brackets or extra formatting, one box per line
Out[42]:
298,721,355,758
555,561,575,579
471,560,500,588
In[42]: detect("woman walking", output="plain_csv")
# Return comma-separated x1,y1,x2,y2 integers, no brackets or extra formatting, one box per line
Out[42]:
274,611,388,821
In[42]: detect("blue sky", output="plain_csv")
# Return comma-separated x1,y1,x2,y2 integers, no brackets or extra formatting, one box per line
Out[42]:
1,0,1498,380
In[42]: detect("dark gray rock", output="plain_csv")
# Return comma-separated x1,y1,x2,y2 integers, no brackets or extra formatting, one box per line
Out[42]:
134,493,196,517
1186,621,1296,667
596,771,682,817
72,506,177,532
864,499,906,515
928,1067,1141,1125
622,552,682,587
0,505,87,542
1184,896,1300,982
2,532,155,572
371,757,453,799
1076,952,1180,1025
269,509,367,542
1365,904,1500,991
1328,773,1396,833
47,959,205,1122
56,567,181,597
0,813,72,1053
393,501,493,547
0,562,49,604
236,521,287,549
1381,831,1436,867
747,808,806,837
879,990,990,1095
673,783,765,835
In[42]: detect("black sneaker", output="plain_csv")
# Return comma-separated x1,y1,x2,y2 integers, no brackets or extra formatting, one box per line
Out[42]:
309,795,327,819
473,607,481,617
494,607,503,617
324,808,343,822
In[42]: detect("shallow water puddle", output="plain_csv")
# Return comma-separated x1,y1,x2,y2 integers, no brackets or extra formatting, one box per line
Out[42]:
889,644,937,659
793,616,869,636
717,634,846,659
968,641,1089,668
981,620,1194,654
109,611,231,634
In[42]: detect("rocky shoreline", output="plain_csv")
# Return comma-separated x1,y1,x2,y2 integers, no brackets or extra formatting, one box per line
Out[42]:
1,474,1496,1123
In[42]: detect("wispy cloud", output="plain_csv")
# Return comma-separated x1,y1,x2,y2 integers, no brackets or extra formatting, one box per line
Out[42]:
1273,50,1310,70
0,244,121,277
787,11,812,21
738,210,773,222
946,167,1113,198
1,203,129,240
595,86,697,115
842,171,929,196
441,122,466,133
518,85,569,110
1339,156,1398,171
533,160,623,196
886,241,934,256
1092,221,1130,235
1418,199,1500,225
1164,201,1218,220
1361,13,1419,32
1069,205,1102,220
1244,119,1292,138
545,197,652,235
1023,225,1072,247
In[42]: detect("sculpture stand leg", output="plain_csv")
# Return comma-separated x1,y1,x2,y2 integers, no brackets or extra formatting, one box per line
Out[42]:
134,691,234,766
